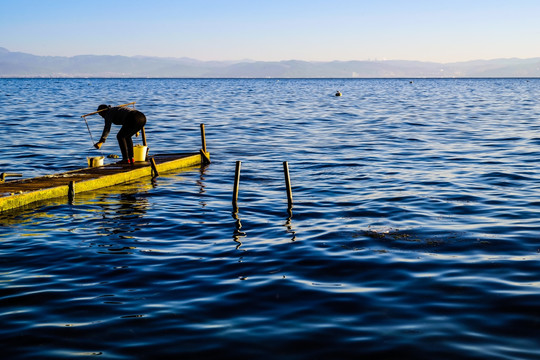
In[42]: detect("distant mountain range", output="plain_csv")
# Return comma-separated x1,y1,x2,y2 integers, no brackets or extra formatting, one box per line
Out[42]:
1,47,540,78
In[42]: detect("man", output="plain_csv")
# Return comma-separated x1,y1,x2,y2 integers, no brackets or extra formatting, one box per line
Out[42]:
94,104,147,164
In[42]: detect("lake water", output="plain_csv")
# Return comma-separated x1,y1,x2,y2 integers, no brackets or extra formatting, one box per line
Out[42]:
1,78,539,359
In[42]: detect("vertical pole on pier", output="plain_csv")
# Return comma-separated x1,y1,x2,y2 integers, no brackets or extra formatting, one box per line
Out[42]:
200,123,211,165
141,127,147,147
141,127,150,158
233,161,241,209
283,161,293,208
200,123,207,153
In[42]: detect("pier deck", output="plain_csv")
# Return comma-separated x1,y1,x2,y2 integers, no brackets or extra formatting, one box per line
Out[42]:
0,152,207,213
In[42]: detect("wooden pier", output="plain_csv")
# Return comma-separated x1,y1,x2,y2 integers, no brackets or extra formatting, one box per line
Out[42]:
1,122,211,213
0,152,209,213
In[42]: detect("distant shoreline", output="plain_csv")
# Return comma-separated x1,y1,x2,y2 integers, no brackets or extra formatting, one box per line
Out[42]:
2,47,540,78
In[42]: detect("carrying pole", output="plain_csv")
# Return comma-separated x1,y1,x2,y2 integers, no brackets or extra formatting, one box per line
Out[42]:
80,102,136,118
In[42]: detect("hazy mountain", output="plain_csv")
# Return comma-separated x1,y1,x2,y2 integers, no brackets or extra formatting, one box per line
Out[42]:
1,47,539,78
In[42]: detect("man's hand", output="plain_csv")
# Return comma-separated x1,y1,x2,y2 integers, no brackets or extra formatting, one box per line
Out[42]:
94,142,103,149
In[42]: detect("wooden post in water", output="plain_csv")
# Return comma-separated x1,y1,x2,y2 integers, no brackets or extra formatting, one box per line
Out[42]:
283,161,293,208
232,161,241,209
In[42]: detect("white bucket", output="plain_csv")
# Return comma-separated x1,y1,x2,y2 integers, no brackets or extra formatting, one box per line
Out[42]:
87,156,104,167
133,145,147,162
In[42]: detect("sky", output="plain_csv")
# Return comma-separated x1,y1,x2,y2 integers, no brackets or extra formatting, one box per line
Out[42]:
1,0,539,63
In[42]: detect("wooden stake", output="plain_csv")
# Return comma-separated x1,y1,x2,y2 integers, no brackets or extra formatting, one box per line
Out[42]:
150,157,159,178
283,161,293,208
232,161,241,208
68,181,75,202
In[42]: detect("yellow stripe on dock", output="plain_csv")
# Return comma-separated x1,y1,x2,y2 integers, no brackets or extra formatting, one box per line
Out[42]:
0,152,209,213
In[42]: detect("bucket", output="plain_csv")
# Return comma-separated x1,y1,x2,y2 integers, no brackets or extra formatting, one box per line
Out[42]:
133,145,147,162
87,156,104,167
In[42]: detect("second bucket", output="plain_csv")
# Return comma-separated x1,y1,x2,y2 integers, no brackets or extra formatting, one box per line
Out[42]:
133,145,147,162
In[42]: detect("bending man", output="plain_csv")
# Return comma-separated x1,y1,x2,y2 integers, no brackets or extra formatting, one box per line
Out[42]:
94,104,147,164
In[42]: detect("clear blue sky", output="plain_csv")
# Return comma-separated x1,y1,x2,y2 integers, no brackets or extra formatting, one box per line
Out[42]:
1,0,539,62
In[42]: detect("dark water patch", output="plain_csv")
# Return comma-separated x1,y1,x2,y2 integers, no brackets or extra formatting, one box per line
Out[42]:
355,228,481,252
404,121,429,126
479,171,533,187
530,137,540,145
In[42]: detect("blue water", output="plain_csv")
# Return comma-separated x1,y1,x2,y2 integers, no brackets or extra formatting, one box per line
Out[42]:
1,78,540,359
